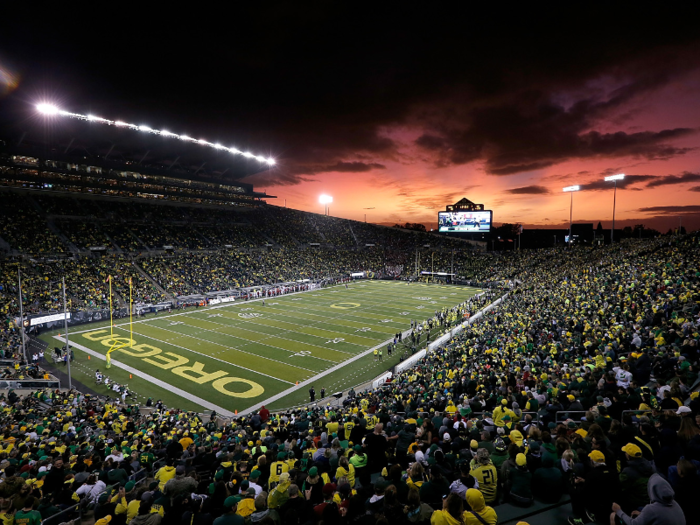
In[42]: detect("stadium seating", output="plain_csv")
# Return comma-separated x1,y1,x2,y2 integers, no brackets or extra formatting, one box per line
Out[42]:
0,191,488,312
0,189,698,525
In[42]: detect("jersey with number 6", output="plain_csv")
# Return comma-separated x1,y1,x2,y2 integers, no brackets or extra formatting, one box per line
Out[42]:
268,460,289,487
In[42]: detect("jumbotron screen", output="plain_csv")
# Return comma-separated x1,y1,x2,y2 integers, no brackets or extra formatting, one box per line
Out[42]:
438,211,492,232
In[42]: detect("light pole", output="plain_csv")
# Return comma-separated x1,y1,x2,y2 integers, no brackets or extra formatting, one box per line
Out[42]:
563,185,581,245
17,268,26,362
319,194,333,216
363,207,374,223
62,277,72,389
604,173,624,243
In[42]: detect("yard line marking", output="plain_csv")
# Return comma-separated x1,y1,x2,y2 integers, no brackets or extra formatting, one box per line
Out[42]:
163,317,341,366
238,323,422,416
177,316,348,362
187,309,363,353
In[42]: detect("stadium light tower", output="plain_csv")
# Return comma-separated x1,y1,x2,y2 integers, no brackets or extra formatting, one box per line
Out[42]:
563,185,580,245
319,194,333,216
36,103,60,115
604,173,625,243
34,103,276,165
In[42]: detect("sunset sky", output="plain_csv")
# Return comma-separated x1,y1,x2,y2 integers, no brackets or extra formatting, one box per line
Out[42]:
1,6,699,232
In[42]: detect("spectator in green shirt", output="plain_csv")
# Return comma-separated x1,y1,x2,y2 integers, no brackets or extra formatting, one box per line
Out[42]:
14,497,42,525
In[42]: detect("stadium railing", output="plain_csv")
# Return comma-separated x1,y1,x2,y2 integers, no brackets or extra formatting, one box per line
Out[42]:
128,467,147,482
555,411,588,423
621,409,654,420
555,409,654,425
0,378,61,390
40,502,81,525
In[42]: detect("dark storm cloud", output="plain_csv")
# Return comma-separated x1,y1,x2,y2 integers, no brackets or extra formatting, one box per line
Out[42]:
645,172,700,188
241,170,317,187
244,161,386,187
637,205,700,214
4,6,700,184
416,111,697,176
293,161,386,175
579,174,657,191
505,185,549,195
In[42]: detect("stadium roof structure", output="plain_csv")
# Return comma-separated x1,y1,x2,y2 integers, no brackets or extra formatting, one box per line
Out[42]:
0,104,275,193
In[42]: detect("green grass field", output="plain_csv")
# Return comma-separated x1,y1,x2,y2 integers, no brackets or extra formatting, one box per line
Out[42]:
39,280,482,414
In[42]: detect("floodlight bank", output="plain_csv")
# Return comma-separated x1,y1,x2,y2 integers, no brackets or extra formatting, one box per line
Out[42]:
36,103,275,166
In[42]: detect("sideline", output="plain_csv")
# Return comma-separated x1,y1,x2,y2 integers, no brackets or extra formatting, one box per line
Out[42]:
239,287,486,415
252,288,497,415
63,282,351,335
53,335,235,417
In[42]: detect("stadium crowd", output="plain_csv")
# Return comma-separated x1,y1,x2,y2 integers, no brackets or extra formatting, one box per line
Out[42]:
0,232,697,525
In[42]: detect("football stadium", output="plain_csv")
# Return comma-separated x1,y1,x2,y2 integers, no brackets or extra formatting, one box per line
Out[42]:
2,13,700,525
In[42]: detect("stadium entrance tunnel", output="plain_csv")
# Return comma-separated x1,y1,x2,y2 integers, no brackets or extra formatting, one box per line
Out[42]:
82,330,264,398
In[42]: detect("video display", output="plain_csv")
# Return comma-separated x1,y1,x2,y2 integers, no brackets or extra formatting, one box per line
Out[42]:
438,211,492,232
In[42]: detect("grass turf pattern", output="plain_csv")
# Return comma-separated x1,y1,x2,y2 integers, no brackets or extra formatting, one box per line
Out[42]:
39,280,481,413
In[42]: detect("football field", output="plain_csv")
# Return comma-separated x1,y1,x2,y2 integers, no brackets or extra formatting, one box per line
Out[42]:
41,280,482,414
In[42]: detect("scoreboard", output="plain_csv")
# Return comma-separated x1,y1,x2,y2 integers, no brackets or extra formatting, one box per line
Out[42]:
438,210,492,232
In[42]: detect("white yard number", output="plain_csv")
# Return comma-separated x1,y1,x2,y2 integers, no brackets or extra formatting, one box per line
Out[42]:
450,293,457,295
399,312,410,315
169,321,184,326
291,298,302,301
208,313,223,318
326,338,345,344
429,301,438,304
241,308,254,311
380,319,393,323
291,350,312,357
440,296,447,299
356,327,371,332
415,305,425,309
239,313,262,319
413,297,432,301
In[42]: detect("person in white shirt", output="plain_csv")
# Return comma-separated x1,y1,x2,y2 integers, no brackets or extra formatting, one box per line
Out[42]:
76,475,107,504
414,446,427,466
248,471,263,495
632,333,642,348
106,450,124,463
614,363,633,388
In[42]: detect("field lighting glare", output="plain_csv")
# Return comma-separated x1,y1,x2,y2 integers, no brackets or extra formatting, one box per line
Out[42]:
319,194,333,216
34,102,275,165
604,173,625,242
563,185,581,245
604,173,625,181
36,103,60,115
